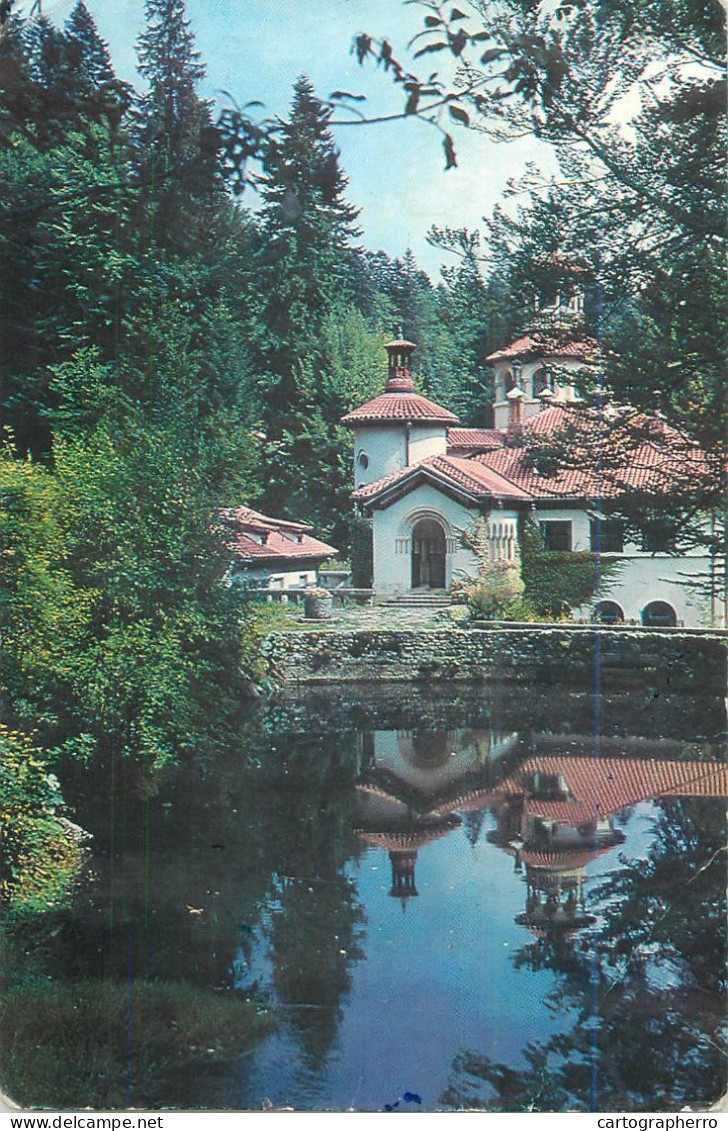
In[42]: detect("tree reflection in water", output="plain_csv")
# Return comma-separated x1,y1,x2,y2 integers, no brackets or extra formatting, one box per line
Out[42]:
439,797,726,1112
2,685,725,1111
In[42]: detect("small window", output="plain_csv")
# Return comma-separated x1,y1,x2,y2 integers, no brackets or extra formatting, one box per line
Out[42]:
540,520,572,552
532,368,550,397
642,601,677,627
641,521,676,553
594,600,624,624
590,519,624,554
357,451,369,470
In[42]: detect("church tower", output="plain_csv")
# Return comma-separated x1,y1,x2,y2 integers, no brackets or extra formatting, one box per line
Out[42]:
341,339,459,489
487,273,598,432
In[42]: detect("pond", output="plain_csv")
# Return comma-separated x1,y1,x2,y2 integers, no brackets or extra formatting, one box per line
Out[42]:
2,682,726,1112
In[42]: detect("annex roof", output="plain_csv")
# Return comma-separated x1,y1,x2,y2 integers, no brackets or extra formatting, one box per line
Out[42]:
476,405,713,500
220,505,338,565
447,427,507,452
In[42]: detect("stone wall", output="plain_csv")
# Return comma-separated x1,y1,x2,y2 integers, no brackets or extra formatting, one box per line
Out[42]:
263,626,728,694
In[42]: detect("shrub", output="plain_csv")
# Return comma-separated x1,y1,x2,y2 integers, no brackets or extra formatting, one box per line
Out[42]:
0,726,85,910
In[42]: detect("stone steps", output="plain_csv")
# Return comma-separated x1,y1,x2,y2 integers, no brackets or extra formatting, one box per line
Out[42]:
380,592,453,608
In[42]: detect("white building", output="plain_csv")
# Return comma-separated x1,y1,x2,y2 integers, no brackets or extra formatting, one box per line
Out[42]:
220,505,337,592
342,333,724,629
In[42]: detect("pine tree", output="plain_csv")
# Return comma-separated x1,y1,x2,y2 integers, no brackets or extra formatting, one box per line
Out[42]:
135,0,217,250
65,1,116,91
260,75,360,357
63,1,129,126
255,75,361,522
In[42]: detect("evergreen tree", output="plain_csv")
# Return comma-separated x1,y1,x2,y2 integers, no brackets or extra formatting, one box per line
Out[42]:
256,75,361,522
64,1,129,126
135,0,218,251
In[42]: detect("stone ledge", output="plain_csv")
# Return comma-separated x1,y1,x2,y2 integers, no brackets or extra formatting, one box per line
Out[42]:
263,627,728,691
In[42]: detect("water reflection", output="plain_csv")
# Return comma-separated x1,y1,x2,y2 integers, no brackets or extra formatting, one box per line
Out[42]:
354,726,727,946
2,685,725,1112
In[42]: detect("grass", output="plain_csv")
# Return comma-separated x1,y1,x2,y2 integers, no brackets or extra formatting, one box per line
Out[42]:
0,978,275,1110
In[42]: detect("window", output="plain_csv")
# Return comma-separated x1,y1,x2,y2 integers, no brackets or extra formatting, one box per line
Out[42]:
532,368,550,397
594,600,624,624
357,451,369,470
590,518,624,554
540,520,572,552
642,601,677,627
641,520,676,553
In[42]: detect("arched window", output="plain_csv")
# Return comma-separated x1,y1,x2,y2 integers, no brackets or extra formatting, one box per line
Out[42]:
505,369,517,392
532,368,550,397
594,600,624,625
641,601,677,627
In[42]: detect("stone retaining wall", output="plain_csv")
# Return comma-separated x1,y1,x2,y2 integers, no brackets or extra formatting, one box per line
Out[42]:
263,626,728,694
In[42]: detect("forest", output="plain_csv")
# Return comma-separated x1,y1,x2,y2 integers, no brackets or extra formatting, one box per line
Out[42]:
0,0,725,903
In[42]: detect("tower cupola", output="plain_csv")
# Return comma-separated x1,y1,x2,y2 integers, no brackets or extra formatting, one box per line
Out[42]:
342,338,459,488
385,339,417,391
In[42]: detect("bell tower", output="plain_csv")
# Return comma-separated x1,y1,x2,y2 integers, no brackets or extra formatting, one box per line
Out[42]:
341,338,459,488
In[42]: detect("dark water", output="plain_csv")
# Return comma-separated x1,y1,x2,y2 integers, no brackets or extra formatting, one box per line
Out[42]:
4,683,727,1112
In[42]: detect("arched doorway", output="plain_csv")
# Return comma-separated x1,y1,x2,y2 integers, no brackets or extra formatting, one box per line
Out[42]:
411,517,446,589
641,601,677,627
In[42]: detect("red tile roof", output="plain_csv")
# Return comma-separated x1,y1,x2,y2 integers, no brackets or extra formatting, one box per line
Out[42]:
341,391,459,425
354,825,457,851
220,505,337,565
486,333,600,364
447,428,506,452
475,406,714,500
352,453,532,505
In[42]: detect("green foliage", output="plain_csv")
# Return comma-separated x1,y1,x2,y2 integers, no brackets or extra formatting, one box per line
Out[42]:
520,519,620,620
0,724,82,910
0,978,274,1109
349,512,373,589
459,518,527,620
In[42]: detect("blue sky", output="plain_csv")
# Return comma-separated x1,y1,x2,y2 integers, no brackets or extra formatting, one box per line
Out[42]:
35,0,557,279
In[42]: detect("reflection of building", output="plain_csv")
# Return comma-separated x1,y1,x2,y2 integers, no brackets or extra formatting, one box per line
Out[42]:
354,727,728,934
355,784,460,907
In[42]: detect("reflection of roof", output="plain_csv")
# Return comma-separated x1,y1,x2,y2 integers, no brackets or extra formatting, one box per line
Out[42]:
426,788,499,817
354,823,457,852
498,756,728,826
352,453,532,505
486,333,600,364
220,505,337,564
518,844,621,871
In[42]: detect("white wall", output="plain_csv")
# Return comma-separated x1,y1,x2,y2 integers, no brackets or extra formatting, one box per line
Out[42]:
409,425,448,465
353,422,448,488
232,565,318,591
493,357,583,430
531,505,718,626
582,556,715,628
353,424,407,488
371,483,520,596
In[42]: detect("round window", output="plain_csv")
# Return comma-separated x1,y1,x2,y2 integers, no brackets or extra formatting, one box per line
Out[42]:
358,452,369,469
